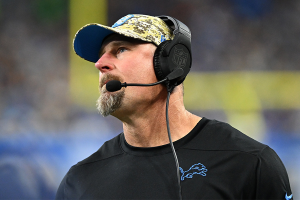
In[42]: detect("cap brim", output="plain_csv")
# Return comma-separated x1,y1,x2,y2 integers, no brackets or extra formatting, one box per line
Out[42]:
73,24,115,63
74,23,157,63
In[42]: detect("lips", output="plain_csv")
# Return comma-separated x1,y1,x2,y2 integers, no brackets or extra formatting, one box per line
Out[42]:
101,79,115,88
100,74,122,90
103,80,110,87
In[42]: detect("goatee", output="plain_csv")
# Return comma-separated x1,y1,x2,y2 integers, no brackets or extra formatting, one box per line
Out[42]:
96,74,125,116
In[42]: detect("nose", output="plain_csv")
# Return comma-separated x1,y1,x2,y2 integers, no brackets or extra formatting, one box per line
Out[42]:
95,53,114,73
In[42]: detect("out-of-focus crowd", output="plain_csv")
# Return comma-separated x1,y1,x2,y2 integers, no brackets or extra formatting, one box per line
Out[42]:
0,0,299,199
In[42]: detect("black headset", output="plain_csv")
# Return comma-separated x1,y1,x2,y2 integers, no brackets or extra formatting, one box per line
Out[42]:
153,15,192,90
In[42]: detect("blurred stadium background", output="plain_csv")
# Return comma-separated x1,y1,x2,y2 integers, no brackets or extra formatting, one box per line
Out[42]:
0,0,299,199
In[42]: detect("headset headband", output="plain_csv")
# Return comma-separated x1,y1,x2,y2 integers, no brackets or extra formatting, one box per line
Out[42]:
157,16,191,56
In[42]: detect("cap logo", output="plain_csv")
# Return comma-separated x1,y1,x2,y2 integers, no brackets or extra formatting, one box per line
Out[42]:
112,14,134,28
161,35,167,42
172,47,188,68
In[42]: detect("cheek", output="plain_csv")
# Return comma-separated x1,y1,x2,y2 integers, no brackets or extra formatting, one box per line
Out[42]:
139,58,157,81
125,59,156,83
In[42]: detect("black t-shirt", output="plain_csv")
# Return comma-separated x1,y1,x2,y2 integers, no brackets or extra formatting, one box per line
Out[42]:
56,118,293,199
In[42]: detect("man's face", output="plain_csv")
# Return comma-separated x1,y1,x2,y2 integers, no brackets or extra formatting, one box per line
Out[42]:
95,34,162,117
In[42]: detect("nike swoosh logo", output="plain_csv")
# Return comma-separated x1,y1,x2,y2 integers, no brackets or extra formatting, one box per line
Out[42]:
285,193,293,200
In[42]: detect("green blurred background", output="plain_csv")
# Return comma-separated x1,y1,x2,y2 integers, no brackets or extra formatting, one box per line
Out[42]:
0,0,299,199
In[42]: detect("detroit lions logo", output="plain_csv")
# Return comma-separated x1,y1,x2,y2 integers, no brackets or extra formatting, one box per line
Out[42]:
179,163,207,181
112,14,134,28
285,193,293,200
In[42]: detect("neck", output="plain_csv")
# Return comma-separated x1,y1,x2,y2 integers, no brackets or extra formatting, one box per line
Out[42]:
117,88,201,147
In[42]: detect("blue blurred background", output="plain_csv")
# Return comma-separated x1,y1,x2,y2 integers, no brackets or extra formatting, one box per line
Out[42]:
0,0,299,199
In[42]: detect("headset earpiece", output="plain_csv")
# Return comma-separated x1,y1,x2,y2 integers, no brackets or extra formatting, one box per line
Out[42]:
153,40,172,82
153,16,192,88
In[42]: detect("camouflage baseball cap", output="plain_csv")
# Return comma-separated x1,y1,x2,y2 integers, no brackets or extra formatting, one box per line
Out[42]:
73,14,174,63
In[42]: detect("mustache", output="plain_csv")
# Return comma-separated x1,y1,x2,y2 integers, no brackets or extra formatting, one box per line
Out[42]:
100,74,123,90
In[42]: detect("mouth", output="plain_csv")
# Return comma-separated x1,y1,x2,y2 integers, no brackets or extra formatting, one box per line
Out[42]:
101,79,114,89
100,74,123,90
103,80,110,87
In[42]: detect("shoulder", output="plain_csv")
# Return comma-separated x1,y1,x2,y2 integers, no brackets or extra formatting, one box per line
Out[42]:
55,134,124,199
201,119,290,172
77,133,124,166
187,118,268,156
65,133,124,178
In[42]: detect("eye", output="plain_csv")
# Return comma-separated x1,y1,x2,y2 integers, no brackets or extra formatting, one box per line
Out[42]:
117,47,127,54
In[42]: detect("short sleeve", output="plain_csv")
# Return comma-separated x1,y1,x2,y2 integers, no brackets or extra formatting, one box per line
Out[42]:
256,146,293,200
55,174,67,200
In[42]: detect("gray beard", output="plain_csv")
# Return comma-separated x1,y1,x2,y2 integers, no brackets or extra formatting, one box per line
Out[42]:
96,87,125,117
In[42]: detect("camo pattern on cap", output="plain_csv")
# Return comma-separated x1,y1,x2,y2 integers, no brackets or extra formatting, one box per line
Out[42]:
110,14,174,45
76,14,174,47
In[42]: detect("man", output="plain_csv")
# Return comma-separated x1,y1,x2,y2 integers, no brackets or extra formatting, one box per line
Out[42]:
56,14,293,200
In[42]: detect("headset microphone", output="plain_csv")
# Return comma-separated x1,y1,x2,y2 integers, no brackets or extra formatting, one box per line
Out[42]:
106,68,184,92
